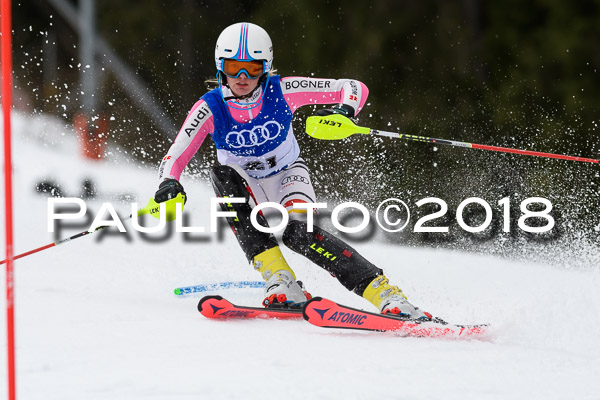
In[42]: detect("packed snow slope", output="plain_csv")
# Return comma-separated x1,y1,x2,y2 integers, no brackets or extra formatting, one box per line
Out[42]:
1,111,600,400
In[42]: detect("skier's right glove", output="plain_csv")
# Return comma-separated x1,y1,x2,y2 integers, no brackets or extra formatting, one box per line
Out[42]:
314,103,356,118
154,178,187,204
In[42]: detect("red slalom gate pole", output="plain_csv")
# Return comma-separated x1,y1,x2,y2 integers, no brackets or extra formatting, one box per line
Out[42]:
1,0,17,398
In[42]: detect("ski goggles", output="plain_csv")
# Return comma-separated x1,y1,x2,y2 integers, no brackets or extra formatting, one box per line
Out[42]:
222,59,265,79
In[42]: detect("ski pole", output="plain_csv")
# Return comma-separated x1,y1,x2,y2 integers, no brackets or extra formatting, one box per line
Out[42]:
0,223,121,265
305,114,599,164
0,193,185,265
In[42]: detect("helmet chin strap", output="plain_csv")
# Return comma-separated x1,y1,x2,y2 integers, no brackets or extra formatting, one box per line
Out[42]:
218,73,270,110
222,82,262,101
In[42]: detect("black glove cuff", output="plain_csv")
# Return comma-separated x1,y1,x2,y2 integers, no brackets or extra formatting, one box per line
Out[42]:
314,103,356,118
333,104,356,118
155,179,186,203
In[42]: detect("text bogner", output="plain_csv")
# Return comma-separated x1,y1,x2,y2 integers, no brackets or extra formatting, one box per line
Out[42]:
284,79,332,91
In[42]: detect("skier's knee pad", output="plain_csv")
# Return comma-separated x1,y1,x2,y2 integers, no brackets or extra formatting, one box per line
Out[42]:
283,220,382,294
210,165,277,262
282,219,305,247
210,165,251,200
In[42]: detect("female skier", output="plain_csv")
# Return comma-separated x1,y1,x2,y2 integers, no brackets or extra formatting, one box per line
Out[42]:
154,22,431,320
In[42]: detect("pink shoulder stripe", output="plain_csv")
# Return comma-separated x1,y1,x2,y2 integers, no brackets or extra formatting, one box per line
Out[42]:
168,99,214,179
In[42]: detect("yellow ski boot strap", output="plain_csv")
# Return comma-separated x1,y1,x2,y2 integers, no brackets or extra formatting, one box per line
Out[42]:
362,275,407,309
253,246,296,281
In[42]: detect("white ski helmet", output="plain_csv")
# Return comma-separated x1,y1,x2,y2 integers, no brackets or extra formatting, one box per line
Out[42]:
214,22,273,77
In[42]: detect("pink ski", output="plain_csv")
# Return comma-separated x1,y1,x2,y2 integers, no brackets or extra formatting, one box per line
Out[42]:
198,295,303,320
302,297,487,338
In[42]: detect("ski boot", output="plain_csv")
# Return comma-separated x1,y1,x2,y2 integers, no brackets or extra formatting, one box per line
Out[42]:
262,270,312,309
363,275,432,321
253,246,311,309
